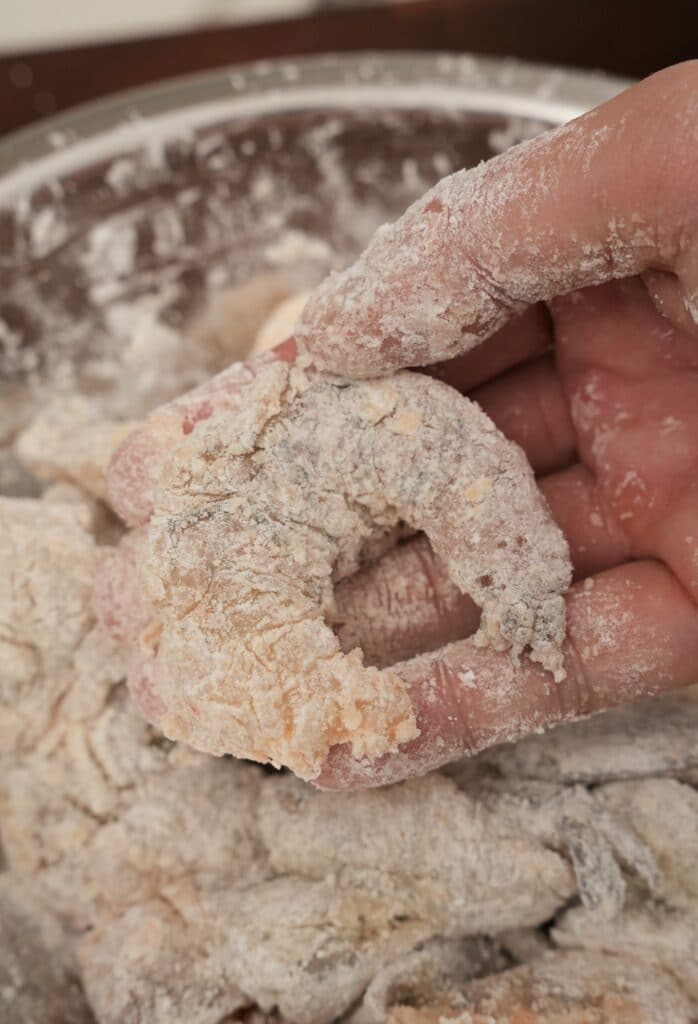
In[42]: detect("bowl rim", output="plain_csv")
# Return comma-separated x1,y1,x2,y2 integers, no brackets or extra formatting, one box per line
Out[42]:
0,51,631,200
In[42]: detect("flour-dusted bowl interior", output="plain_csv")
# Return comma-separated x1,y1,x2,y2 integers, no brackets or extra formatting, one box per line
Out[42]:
0,53,628,489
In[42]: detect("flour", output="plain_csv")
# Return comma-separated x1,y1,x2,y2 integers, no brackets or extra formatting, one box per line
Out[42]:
101,360,570,778
385,950,693,1023
295,89,693,377
1,485,697,1022
1,60,695,1021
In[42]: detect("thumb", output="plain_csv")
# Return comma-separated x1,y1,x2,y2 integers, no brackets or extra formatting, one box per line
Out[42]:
297,61,698,377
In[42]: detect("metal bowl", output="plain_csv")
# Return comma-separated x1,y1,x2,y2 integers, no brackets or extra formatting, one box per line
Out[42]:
0,53,628,425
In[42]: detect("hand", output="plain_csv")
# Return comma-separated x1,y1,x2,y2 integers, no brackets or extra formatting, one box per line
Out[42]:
295,62,698,788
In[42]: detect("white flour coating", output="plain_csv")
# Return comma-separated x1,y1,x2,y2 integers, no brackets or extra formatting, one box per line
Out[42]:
106,348,285,527
296,82,698,377
474,780,662,919
0,494,572,1020
0,497,108,757
219,773,573,1023
385,950,693,1023
14,396,137,503
192,270,302,364
351,938,507,1024
4,70,697,1019
596,779,698,911
294,118,627,375
2,489,698,1022
554,899,698,1005
140,359,570,778
482,692,698,784
0,877,94,1024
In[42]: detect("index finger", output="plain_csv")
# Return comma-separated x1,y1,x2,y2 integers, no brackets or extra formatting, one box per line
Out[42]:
297,62,698,378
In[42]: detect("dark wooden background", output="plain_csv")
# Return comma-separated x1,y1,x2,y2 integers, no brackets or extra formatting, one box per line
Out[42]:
1,0,697,137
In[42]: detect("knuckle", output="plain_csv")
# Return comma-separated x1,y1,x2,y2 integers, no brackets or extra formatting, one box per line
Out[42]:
554,636,600,721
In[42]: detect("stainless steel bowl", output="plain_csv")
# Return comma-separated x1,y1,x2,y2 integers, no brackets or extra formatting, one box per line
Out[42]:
0,53,629,415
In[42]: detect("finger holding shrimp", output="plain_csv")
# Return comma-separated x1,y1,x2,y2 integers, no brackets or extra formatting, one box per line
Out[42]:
98,355,571,780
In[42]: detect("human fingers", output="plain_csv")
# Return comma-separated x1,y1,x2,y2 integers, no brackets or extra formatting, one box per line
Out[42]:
319,560,698,788
101,467,625,731
332,535,481,668
551,278,698,600
296,62,698,377
332,463,630,668
332,342,619,670
340,275,698,673
538,466,631,580
471,353,576,476
106,338,297,526
102,329,573,718
426,302,552,393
